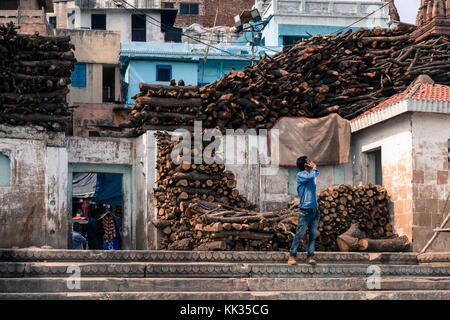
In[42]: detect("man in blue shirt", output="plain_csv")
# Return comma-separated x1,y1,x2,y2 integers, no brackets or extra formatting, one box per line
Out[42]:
72,223,87,250
288,156,320,265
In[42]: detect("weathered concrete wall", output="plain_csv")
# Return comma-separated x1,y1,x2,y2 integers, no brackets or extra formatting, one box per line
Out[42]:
134,133,148,249
350,113,414,244
72,103,125,136
0,126,68,249
56,29,120,64
66,136,134,165
411,112,450,252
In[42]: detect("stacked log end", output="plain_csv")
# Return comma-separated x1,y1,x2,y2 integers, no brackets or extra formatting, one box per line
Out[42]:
314,183,393,251
125,83,201,136
152,131,253,250
0,22,76,131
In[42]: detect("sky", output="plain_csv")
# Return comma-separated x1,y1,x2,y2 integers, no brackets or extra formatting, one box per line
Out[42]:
395,0,421,24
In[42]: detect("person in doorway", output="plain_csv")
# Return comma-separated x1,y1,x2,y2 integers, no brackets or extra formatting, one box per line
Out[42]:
72,223,87,250
288,156,320,265
87,207,103,250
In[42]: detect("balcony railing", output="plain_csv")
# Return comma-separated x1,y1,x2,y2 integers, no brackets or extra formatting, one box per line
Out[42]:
75,0,160,9
263,0,388,19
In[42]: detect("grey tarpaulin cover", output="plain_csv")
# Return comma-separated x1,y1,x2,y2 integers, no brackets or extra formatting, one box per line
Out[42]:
72,173,97,198
269,113,351,166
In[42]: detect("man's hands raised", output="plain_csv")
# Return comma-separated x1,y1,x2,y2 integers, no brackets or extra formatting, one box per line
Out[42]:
306,159,316,169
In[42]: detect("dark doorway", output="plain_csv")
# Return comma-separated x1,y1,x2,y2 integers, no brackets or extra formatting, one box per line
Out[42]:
71,172,123,250
102,65,115,102
367,149,382,185
132,14,146,42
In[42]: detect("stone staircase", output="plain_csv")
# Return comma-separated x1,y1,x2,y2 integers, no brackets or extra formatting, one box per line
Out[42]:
0,249,449,300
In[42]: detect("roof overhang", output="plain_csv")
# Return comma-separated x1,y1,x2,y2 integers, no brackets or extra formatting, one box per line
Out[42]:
350,98,450,133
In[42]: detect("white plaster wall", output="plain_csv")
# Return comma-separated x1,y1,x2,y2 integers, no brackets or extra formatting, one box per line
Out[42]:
350,113,414,240
78,9,163,42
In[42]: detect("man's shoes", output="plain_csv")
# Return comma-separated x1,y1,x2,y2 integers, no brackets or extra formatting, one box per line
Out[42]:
306,257,317,265
287,257,296,265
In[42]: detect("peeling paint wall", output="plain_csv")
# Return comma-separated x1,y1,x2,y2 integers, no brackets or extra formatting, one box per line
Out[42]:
0,129,69,248
66,136,134,165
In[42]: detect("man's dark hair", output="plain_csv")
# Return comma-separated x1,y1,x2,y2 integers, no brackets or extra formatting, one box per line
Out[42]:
73,223,81,232
296,156,308,171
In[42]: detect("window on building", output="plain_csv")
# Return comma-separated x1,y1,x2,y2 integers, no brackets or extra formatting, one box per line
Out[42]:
164,2,174,8
156,65,172,82
164,27,182,43
0,0,18,10
282,36,307,47
72,64,87,88
0,153,11,187
132,14,146,42
366,149,382,185
91,14,106,30
49,16,57,29
180,3,199,15
103,65,116,103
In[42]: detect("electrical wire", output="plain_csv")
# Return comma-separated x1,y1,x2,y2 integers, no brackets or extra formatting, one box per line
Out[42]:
117,0,393,57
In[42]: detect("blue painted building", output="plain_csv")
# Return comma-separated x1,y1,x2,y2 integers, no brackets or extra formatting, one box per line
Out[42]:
254,0,396,47
119,42,281,107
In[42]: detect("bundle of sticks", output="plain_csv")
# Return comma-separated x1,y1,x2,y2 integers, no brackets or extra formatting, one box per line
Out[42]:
125,25,449,134
152,131,398,251
0,23,76,131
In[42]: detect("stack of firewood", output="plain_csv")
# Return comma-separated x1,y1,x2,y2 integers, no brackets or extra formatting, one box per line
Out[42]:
126,83,201,136
152,131,396,251
152,131,254,250
0,23,75,131
123,25,450,134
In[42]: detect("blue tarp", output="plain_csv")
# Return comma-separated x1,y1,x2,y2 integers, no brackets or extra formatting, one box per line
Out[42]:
94,173,123,206
72,173,122,206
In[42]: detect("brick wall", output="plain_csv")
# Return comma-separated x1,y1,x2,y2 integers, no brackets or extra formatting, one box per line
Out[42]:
163,0,254,28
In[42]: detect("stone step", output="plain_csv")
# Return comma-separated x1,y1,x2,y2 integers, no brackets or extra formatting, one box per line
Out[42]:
1,262,449,278
0,290,449,300
1,277,449,293
0,249,419,265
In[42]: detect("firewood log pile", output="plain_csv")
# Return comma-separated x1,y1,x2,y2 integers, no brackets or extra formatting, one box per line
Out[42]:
152,131,397,251
126,83,201,136
152,131,254,250
337,223,410,252
0,23,76,131
124,25,450,134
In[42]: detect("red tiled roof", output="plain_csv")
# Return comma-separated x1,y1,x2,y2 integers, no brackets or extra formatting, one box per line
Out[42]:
351,82,450,121
411,83,450,101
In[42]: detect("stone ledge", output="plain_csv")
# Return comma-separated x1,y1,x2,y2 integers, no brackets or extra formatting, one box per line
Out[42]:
1,262,449,278
418,252,450,263
0,290,449,300
0,249,419,265
1,277,449,293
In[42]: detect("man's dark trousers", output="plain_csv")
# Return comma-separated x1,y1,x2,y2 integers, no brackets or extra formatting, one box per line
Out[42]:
289,209,320,258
